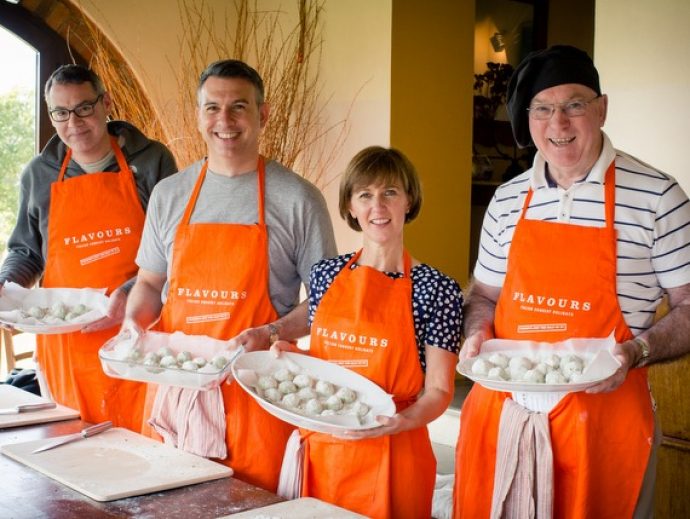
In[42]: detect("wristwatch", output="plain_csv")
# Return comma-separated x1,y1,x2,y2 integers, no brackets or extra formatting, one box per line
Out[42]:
633,336,650,366
267,323,280,346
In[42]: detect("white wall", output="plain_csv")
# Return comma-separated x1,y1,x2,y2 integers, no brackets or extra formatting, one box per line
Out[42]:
81,0,392,254
595,0,690,192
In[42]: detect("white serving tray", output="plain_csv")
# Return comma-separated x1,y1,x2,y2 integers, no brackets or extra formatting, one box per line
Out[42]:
232,351,396,434
0,282,109,334
457,335,621,393
99,330,238,391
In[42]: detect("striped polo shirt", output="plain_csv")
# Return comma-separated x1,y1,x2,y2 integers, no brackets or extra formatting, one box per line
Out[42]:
475,133,690,334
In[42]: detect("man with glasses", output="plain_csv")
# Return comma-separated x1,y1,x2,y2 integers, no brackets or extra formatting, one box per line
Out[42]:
0,64,177,432
455,45,690,517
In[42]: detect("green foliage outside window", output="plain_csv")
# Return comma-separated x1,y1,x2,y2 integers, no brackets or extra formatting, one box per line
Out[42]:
0,89,35,254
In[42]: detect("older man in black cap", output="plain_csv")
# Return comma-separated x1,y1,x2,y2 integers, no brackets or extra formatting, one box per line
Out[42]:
454,45,690,518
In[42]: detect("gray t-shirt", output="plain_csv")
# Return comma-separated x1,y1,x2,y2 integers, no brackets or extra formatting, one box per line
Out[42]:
136,159,337,316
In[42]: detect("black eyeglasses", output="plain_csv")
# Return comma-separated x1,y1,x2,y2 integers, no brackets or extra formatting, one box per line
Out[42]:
49,95,103,122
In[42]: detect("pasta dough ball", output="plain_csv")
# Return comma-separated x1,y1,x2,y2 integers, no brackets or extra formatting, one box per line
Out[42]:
352,401,370,418
297,387,317,401
293,374,313,388
211,355,228,369
509,356,533,371
569,372,585,383
181,360,198,371
471,358,494,376
50,302,68,320
177,351,193,363
487,367,508,381
522,369,545,383
488,353,509,369
545,370,567,384
157,346,174,358
305,398,323,415
26,306,46,319
315,380,335,397
278,380,298,395
561,358,584,379
281,393,300,408
198,363,219,374
125,346,142,362
533,362,550,375
143,351,161,364
193,357,207,368
71,304,88,316
258,375,278,390
541,353,561,369
335,387,357,404
509,366,528,382
325,395,344,411
264,388,282,403
274,368,294,382
160,355,178,368
321,409,337,416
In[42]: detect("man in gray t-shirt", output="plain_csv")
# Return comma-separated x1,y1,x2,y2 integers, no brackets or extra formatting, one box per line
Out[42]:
122,59,335,492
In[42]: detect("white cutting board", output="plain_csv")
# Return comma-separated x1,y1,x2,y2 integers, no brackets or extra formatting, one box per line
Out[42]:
0,427,233,501
0,384,79,428
225,497,368,518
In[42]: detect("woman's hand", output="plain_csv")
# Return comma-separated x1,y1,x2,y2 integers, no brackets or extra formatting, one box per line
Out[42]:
333,413,414,440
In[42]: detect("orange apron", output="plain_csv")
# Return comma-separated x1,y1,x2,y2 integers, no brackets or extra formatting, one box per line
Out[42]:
303,250,436,519
140,158,294,492
36,136,147,431
454,163,655,518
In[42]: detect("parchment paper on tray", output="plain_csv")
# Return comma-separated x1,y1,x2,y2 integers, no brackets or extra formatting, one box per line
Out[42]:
457,335,622,412
232,351,396,435
0,282,109,334
99,330,238,391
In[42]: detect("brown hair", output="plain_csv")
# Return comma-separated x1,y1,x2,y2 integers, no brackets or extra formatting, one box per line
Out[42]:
339,146,422,231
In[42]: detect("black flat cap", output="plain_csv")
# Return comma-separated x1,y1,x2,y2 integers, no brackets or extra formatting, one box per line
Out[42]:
506,45,601,148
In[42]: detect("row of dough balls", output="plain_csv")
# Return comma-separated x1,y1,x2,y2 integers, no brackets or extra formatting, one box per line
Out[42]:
21,302,90,322
471,352,588,384
256,368,370,418
123,345,229,374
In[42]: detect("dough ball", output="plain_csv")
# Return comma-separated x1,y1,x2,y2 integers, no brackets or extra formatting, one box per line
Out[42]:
541,353,561,369
257,375,278,390
264,388,282,403
50,302,67,320
211,355,228,369
508,356,533,371
533,362,551,375
292,374,313,388
278,380,298,395
281,393,300,408
177,351,193,363
198,364,218,374
325,395,343,411
321,409,337,416
509,366,528,382
193,357,207,368
305,398,323,415
487,352,509,369
125,346,142,362
143,351,161,364
315,380,335,397
569,372,585,383
522,369,545,383
26,306,46,320
297,387,317,401
352,401,370,418
561,358,584,379
71,304,88,316
160,355,178,368
181,360,198,371
157,346,174,358
487,367,508,381
335,387,357,404
471,358,494,376
545,370,567,384
274,368,294,382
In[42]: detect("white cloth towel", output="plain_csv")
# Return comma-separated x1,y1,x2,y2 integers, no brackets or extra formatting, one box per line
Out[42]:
148,386,227,459
277,429,304,499
490,398,554,519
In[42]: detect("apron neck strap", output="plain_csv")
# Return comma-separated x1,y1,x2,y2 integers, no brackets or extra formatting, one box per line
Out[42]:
346,248,412,277
57,135,125,182
181,156,266,226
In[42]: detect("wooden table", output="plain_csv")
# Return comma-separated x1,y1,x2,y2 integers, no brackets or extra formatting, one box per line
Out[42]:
0,420,283,518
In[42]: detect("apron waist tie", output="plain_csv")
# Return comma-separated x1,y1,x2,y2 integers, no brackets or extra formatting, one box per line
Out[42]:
277,429,305,499
491,398,553,519
148,386,227,459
